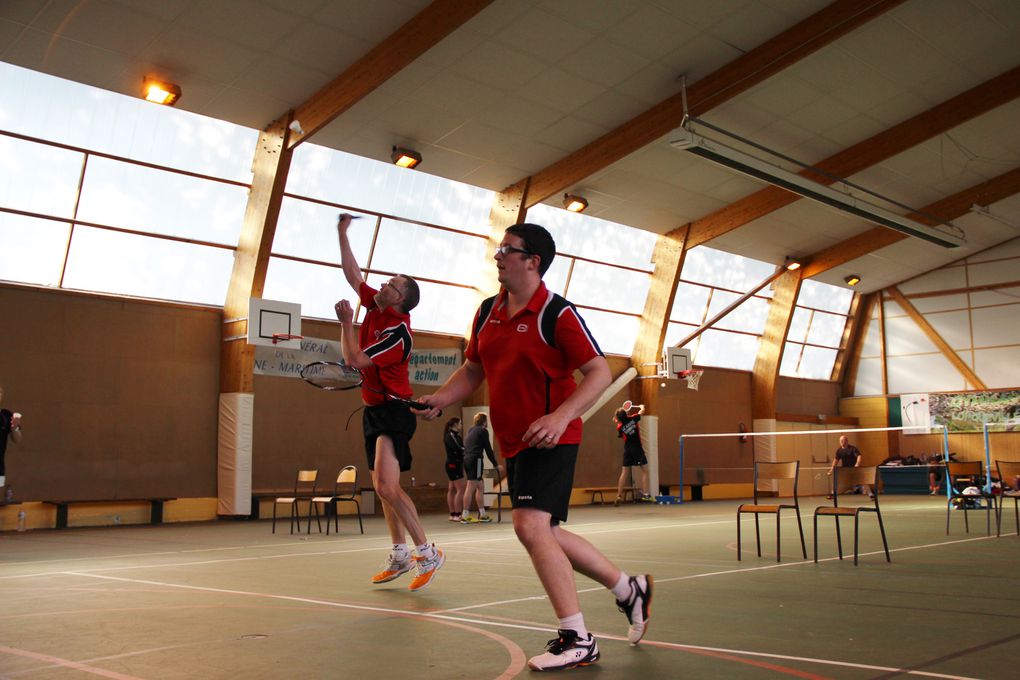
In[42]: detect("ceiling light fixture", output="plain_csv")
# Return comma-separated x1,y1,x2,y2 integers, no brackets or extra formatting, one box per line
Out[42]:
784,257,802,271
844,273,861,286
142,77,181,106
669,122,965,249
391,145,422,169
563,194,589,213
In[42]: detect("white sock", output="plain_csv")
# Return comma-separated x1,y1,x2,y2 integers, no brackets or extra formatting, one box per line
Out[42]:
415,542,435,559
610,572,632,601
391,543,410,559
558,613,588,639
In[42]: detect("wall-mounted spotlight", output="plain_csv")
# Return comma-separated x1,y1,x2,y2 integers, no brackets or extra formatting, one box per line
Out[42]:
391,145,422,169
784,256,802,271
142,77,181,106
563,194,589,213
844,274,861,286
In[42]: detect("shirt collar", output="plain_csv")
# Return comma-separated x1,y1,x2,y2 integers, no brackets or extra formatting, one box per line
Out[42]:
495,281,548,319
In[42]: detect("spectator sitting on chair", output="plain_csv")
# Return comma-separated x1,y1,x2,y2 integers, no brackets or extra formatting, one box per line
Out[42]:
828,435,872,498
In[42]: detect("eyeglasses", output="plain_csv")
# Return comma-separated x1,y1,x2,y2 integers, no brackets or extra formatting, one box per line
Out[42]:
495,245,532,257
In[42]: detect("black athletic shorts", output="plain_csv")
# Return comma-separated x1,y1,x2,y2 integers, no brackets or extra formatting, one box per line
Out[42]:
464,455,484,481
363,402,416,472
445,460,464,481
623,444,648,468
505,444,578,524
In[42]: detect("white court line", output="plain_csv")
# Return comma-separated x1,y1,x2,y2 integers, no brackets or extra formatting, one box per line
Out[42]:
64,571,981,680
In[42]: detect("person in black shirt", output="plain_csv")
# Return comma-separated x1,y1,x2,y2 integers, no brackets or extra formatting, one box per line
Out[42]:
614,404,652,504
442,417,466,522
828,435,871,498
461,413,502,523
0,386,24,504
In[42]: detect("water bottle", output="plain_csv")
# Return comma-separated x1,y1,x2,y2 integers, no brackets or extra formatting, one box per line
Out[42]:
17,510,26,532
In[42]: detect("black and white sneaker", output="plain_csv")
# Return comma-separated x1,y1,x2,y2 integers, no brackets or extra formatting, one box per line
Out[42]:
527,630,600,671
616,574,653,645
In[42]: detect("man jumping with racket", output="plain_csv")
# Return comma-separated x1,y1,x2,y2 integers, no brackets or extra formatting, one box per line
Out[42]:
416,223,652,671
335,212,443,592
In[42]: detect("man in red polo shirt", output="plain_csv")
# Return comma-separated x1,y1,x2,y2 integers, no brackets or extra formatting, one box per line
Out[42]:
418,223,653,671
335,213,443,592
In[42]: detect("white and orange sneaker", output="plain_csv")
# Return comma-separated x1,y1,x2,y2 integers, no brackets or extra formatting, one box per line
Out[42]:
408,546,445,592
371,552,413,584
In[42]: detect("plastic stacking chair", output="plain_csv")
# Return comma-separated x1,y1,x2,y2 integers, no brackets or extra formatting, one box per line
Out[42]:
995,460,1020,537
273,469,319,535
945,461,995,535
312,466,363,535
814,466,890,565
737,461,806,562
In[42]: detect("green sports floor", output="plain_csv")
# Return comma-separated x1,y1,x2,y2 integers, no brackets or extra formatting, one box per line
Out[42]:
1,496,1017,679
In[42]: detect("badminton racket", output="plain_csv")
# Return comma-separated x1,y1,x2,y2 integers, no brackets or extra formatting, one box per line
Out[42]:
300,361,439,413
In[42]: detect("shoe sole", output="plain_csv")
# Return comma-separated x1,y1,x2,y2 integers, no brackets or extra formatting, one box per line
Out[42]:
527,651,600,671
408,551,445,592
371,565,412,584
630,574,653,645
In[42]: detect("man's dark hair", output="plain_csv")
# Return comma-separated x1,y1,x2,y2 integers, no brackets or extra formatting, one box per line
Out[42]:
398,274,420,313
505,223,556,276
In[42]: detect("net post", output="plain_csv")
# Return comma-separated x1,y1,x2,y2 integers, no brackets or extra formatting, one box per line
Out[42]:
678,435,685,506
942,426,951,499
983,422,992,494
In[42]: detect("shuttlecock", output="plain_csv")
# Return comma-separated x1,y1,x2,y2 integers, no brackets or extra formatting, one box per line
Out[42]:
289,120,305,136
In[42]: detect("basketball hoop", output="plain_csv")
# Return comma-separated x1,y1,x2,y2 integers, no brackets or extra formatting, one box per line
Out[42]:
271,333,303,345
679,369,703,391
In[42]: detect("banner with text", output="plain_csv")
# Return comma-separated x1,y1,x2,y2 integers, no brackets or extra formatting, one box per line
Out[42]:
254,337,461,386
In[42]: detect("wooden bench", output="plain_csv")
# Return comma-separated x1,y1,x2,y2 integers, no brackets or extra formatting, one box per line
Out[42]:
42,498,174,529
582,487,643,505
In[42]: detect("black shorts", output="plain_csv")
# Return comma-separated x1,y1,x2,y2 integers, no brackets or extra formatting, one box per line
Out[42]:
623,444,647,468
363,402,416,472
445,460,464,481
464,455,484,481
505,444,578,524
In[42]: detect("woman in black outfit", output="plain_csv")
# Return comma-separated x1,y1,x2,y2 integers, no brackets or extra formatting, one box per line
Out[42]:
443,417,466,521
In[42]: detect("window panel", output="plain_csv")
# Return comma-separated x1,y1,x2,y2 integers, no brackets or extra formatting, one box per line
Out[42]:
393,279,478,337
683,246,777,291
274,197,370,264
264,257,342,320
693,329,760,370
62,227,233,304
565,259,650,314
670,282,711,324
797,345,838,380
787,307,811,343
528,204,657,270
574,309,639,356
0,135,83,218
664,321,701,358
805,310,847,347
543,257,570,295
76,157,247,244
372,218,486,286
705,291,770,333
0,213,70,286
780,342,805,376
798,279,853,314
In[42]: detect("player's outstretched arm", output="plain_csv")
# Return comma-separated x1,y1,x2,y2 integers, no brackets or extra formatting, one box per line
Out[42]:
336,213,365,293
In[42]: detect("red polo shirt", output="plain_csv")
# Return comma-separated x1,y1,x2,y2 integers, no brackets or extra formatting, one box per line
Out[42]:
357,283,413,406
466,282,603,458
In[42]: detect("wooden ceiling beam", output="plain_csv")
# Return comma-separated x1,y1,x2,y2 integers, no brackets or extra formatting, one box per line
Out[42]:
286,0,493,150
751,269,802,419
800,165,1020,279
679,65,1020,249
519,0,903,208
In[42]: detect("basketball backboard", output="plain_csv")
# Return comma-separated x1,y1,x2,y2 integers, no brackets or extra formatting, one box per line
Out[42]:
663,346,692,377
247,298,302,349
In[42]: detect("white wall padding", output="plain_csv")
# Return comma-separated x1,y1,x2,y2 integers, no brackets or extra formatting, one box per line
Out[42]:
218,392,254,516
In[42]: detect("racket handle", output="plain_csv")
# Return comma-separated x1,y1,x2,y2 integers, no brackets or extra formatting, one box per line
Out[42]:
404,399,441,416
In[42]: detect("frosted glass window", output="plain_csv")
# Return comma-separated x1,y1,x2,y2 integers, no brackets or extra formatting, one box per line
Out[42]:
0,213,70,286
798,279,853,314
787,308,811,343
0,63,257,183
288,143,494,234
683,246,777,291
670,282,711,324
274,198,367,264
0,134,82,218
705,291,770,333
528,204,657,270
573,309,639,356
399,280,480,337
62,227,233,304
664,321,701,356
566,259,650,314
693,329,760,371
542,257,569,295
372,219,487,286
76,157,247,244
798,345,838,380
264,257,344,320
805,310,847,348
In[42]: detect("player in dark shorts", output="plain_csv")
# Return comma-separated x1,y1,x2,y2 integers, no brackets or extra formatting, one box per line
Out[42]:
443,417,466,522
614,403,652,504
335,212,443,592
461,412,502,523
417,223,653,671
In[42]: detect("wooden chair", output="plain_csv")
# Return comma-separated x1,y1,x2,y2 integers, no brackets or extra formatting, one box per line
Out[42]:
312,465,363,535
945,461,995,535
272,469,319,535
995,460,1020,537
814,466,890,565
737,461,806,562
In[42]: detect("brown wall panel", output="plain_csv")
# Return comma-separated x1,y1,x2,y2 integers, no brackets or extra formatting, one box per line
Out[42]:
776,377,840,417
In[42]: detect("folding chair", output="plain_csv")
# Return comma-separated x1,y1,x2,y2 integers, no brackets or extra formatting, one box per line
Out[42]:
272,469,319,534
312,465,363,535
995,460,1020,537
737,461,806,562
945,461,995,535
814,466,890,565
